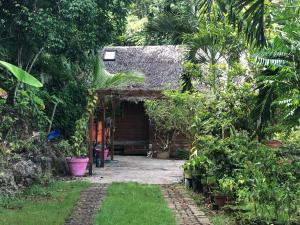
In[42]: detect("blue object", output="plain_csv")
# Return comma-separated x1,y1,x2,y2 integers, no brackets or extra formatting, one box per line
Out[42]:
47,130,61,141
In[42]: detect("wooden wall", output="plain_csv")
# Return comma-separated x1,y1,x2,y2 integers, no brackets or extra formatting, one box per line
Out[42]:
149,127,191,158
170,133,191,157
114,101,149,155
111,100,190,157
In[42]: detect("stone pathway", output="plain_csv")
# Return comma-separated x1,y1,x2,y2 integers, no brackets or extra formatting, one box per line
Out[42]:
82,155,184,184
64,184,107,225
66,156,211,225
161,185,211,225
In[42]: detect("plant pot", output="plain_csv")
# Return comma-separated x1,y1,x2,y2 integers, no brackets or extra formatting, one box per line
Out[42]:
184,177,192,188
202,185,209,196
265,140,282,149
156,151,170,159
214,195,228,209
66,157,89,177
192,177,203,193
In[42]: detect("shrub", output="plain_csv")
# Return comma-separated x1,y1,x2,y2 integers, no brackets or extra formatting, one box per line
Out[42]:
184,132,300,224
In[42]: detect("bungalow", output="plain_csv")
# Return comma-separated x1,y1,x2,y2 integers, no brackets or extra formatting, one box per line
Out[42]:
90,45,190,163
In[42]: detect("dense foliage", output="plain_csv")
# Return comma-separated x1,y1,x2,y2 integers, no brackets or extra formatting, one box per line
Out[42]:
185,133,300,224
145,91,205,152
142,1,300,223
0,0,131,153
1,0,300,223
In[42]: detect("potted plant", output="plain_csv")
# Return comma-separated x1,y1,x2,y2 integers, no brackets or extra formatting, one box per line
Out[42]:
65,93,98,176
184,169,192,188
213,177,235,209
205,175,217,200
213,190,229,209
183,161,193,188
66,116,90,176
192,170,203,193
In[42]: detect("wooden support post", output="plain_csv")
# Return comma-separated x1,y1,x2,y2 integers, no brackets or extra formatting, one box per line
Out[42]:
100,100,105,168
88,113,94,176
111,98,116,161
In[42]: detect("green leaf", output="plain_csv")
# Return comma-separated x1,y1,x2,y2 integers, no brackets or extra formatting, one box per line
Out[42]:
0,61,43,88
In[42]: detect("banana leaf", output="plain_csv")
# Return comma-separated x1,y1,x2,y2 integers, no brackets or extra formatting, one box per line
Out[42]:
0,61,43,88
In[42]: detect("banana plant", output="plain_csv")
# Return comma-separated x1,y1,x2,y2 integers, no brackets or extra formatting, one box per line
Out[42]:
0,61,43,88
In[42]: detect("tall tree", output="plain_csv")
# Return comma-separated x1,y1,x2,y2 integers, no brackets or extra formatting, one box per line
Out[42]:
0,0,132,137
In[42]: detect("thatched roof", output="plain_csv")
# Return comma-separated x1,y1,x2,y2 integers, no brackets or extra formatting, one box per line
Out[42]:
100,45,183,90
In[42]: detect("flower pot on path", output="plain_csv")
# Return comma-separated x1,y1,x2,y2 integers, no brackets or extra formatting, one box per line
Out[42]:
157,151,170,159
66,157,89,177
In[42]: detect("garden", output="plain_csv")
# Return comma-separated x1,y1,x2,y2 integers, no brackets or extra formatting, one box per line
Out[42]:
1,0,300,225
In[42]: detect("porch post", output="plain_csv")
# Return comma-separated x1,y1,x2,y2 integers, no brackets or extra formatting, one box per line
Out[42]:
100,99,105,168
111,98,116,161
88,113,94,176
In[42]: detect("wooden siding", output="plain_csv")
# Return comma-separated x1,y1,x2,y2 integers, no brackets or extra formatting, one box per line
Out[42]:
114,101,149,155
149,129,191,158
170,133,191,157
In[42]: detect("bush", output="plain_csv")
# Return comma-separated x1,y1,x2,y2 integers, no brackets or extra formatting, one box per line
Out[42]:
175,148,189,160
184,132,300,224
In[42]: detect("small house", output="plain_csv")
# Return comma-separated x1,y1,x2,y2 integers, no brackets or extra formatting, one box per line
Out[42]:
91,46,190,159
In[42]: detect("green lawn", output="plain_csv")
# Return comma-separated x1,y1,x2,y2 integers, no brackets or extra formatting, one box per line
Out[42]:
93,182,177,225
0,180,90,225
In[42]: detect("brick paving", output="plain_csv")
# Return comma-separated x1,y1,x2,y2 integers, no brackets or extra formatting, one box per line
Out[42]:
161,185,211,225
64,184,107,225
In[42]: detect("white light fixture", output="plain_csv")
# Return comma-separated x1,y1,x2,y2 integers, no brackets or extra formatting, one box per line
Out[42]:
103,50,116,61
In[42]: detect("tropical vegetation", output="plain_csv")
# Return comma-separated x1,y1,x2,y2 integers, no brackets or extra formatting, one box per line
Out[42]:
1,0,300,224
141,1,300,224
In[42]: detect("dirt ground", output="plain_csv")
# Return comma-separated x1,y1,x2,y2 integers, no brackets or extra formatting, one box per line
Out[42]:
82,155,185,184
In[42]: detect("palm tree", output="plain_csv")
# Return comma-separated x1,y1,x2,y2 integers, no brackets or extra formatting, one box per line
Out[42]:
146,0,287,48
182,21,245,92
251,22,300,136
195,0,267,47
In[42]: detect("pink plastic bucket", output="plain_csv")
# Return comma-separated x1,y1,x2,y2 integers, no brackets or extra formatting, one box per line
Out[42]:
95,148,110,160
66,157,89,177
103,148,109,160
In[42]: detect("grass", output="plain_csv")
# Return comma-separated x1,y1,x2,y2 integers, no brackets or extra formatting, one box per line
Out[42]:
0,180,90,225
93,182,177,225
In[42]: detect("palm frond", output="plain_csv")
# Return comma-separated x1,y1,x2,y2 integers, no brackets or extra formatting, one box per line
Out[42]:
91,56,144,90
101,72,144,89
92,57,111,88
235,0,266,47
146,12,198,44
254,57,289,67
184,31,217,63
197,0,267,47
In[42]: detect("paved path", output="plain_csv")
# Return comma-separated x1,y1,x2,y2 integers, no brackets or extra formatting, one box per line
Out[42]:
82,155,185,184
64,184,107,225
161,185,211,225
67,156,211,225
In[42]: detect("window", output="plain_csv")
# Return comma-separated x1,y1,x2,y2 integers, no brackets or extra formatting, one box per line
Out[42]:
103,50,116,61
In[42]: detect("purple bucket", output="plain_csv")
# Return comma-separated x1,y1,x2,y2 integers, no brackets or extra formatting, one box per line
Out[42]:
66,157,89,177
